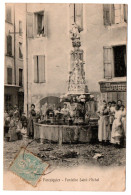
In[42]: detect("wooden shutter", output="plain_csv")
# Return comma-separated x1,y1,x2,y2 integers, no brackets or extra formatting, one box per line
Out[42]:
75,4,83,31
124,4,128,22
103,46,112,79
103,4,111,25
7,35,12,56
43,11,48,37
110,4,115,24
34,56,38,83
6,6,11,22
39,55,45,83
7,68,12,84
114,4,121,24
69,4,75,28
27,13,34,38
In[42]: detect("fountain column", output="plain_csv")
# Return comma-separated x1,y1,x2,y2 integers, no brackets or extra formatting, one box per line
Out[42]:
68,23,86,95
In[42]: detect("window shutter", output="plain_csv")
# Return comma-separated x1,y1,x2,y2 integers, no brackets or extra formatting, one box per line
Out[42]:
114,4,121,24
34,56,38,83
110,4,115,24
103,4,111,25
39,55,45,83
6,6,11,22
7,35,12,56
7,68,12,84
103,46,112,79
27,13,34,38
75,4,83,31
124,4,128,22
69,4,75,28
43,11,48,37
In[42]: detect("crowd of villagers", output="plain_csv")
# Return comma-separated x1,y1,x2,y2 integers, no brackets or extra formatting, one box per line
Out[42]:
4,99,126,148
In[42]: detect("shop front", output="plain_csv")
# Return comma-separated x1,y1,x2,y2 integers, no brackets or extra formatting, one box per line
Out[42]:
99,79,126,106
4,85,24,114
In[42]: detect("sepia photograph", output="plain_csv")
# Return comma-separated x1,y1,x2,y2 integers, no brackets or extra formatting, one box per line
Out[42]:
3,2,127,191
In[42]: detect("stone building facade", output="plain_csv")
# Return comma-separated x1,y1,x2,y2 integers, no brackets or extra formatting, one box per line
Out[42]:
25,4,127,114
4,3,26,114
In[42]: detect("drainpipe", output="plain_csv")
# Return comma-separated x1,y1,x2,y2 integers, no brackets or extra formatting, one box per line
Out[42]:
26,3,29,117
14,4,16,85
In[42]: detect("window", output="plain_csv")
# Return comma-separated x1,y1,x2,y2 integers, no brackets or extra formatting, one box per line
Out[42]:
7,35,12,56
103,4,128,26
7,68,12,84
35,11,45,36
6,5,12,23
103,45,127,78
27,11,47,38
19,42,23,59
37,12,44,35
69,4,83,32
113,45,127,77
34,55,45,83
19,69,23,86
19,21,22,36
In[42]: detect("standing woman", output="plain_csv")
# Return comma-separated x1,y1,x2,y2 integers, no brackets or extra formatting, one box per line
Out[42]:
27,104,36,139
8,111,18,141
111,105,123,147
97,101,110,144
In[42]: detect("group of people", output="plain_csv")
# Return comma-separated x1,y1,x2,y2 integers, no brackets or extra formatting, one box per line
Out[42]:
98,100,126,147
4,100,126,147
4,103,71,141
4,106,27,141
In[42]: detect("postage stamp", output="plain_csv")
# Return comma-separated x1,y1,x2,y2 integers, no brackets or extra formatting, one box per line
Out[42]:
9,147,49,186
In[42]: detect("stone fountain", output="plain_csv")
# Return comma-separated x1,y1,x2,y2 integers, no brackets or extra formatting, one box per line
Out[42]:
60,23,95,125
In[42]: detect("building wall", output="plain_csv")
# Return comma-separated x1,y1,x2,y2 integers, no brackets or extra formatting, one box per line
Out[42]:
15,4,26,87
83,4,127,92
5,4,15,85
26,4,71,111
26,4,127,112
4,3,26,111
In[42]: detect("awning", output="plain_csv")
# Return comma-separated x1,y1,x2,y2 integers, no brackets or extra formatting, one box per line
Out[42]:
4,84,20,88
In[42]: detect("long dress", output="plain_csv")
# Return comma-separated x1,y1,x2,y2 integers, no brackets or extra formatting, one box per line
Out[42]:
98,107,110,142
111,110,123,144
27,110,36,138
121,108,126,136
109,106,115,125
8,118,18,141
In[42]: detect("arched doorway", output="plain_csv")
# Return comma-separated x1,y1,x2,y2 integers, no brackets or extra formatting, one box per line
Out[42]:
40,96,63,115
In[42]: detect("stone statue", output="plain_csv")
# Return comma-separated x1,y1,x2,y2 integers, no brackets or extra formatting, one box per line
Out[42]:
70,23,80,40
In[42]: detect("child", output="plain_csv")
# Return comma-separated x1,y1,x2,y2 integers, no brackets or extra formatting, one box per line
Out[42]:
21,112,27,137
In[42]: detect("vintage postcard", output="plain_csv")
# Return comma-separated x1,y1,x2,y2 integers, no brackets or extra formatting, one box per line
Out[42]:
3,2,127,191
